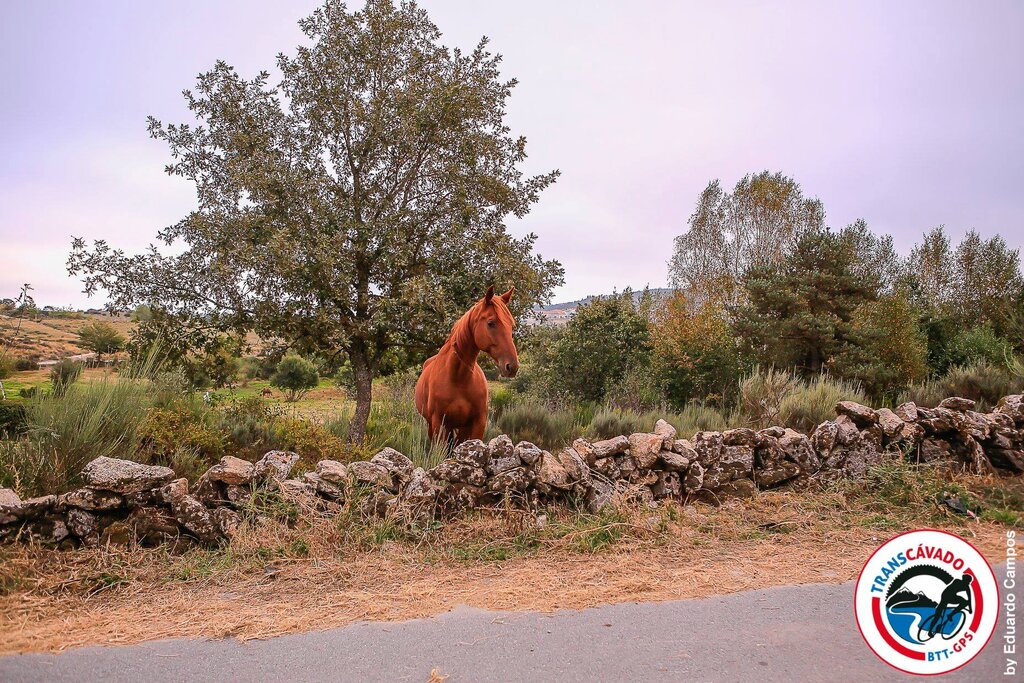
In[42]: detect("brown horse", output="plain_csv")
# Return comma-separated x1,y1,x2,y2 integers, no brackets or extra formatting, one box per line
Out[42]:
415,286,519,445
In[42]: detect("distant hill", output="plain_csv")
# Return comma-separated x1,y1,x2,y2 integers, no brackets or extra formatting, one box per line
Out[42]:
532,288,676,326
886,588,937,610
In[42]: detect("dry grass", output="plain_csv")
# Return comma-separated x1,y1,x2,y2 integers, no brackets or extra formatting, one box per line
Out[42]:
0,313,134,361
1,471,1019,655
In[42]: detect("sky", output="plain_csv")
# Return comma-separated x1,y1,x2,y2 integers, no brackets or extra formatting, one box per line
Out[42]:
1,1,1022,308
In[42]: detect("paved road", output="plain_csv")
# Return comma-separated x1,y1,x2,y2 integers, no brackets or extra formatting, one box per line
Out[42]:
2,567,1016,682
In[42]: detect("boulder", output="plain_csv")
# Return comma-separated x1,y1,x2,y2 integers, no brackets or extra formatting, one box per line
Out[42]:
168,494,220,544
651,471,682,498
590,435,631,460
315,460,349,484
253,451,300,482
0,488,20,507
487,435,521,475
160,477,189,504
658,449,690,472
211,507,242,538
0,494,57,525
453,439,489,468
348,461,394,489
939,397,976,412
120,507,181,545
429,459,487,487
487,467,531,494
206,456,255,486
371,447,414,483
303,472,344,500
57,488,123,511
779,428,820,474
835,401,878,427
403,467,440,508
536,450,573,492
66,508,100,544
654,419,678,447
683,461,705,493
722,428,757,446
591,456,621,480
894,401,920,423
876,408,905,439
628,432,664,469
755,460,801,488
514,441,544,466
585,478,615,513
81,457,175,494
191,475,225,507
995,395,1024,423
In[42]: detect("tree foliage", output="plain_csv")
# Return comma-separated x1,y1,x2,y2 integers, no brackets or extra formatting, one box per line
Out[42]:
76,321,125,360
68,0,561,441
271,354,320,401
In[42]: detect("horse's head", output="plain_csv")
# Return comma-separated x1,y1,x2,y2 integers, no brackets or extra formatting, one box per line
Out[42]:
472,285,519,377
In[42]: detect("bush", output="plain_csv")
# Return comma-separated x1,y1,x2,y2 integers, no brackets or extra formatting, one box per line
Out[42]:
587,407,645,440
496,400,581,450
946,325,1014,369
270,355,319,401
0,402,27,439
603,364,664,413
660,403,730,437
14,357,37,371
138,404,225,478
777,374,868,432
905,360,1024,409
49,360,83,396
737,368,797,428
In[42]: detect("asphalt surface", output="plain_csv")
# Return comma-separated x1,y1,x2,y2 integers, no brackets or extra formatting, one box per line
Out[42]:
1,565,1016,682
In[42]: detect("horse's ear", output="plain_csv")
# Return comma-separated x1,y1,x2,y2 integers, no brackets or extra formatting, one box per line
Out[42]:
484,285,495,302
501,286,514,304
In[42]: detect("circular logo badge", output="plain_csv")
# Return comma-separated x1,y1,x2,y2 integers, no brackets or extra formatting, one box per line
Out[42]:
854,528,999,676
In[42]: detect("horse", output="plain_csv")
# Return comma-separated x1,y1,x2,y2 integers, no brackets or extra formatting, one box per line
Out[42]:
415,286,519,445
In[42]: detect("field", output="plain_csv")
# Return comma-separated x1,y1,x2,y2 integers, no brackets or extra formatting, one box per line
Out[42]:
0,313,134,362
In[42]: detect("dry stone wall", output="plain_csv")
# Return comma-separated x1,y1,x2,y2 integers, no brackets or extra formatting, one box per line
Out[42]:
3,395,1024,548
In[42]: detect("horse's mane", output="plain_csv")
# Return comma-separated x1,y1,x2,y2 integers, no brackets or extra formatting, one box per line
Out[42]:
444,296,515,358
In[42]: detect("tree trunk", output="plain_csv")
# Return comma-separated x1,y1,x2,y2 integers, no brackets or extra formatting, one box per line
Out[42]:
0,380,5,401
348,346,373,443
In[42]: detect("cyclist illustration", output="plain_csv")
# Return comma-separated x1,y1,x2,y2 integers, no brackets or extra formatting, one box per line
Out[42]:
921,573,973,641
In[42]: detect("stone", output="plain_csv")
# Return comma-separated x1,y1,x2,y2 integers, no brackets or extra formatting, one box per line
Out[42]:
487,435,521,475
123,507,181,545
403,467,440,509
988,448,1024,473
371,447,414,483
160,477,189,504
0,494,57,525
917,438,952,464
556,447,590,488
66,508,100,544
514,441,544,466
658,449,690,472
81,456,175,494
225,484,251,507
436,483,485,514
169,494,220,544
835,401,878,427
315,460,349,484
939,396,976,412
671,438,696,455
589,435,631,460
453,439,489,468
920,408,959,435
720,445,754,476
487,467,531,494
124,489,163,509
206,456,255,486
26,516,70,544
585,478,615,513
211,507,242,538
275,479,320,507
57,488,123,511
995,395,1024,423
759,426,786,438
628,432,664,469
894,401,920,423
957,411,992,441
253,450,300,482
723,428,758,446
810,421,839,456
348,461,394,489
755,460,801,488
876,408,905,439
591,456,621,480
651,471,682,498
0,488,20,507
536,450,573,492
304,472,344,500
654,419,678,446
683,461,705,493
779,428,820,474
429,459,487,487
191,475,225,506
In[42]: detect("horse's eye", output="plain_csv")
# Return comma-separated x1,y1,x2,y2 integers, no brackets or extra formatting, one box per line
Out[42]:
487,320,497,328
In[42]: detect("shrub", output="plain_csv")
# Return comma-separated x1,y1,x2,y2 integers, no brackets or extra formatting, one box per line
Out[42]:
945,325,1014,369
587,407,645,440
777,374,868,432
660,403,730,438
496,400,581,450
14,357,37,371
138,405,225,476
49,359,83,396
737,368,798,428
270,355,319,401
0,402,27,439
905,360,1024,409
603,364,664,413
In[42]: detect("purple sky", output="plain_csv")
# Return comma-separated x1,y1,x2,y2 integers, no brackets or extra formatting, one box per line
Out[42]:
2,1,1022,307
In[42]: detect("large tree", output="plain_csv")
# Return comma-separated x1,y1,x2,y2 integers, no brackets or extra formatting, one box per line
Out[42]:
69,0,562,441
668,171,825,305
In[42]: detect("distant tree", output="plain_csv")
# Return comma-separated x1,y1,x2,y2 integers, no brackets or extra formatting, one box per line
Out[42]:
50,359,83,397
733,229,875,375
76,321,125,362
271,354,320,401
668,171,825,304
68,0,562,442
836,219,905,294
652,291,740,407
541,291,652,403
835,291,928,400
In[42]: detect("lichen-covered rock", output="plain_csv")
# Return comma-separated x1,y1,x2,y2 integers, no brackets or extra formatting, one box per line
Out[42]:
429,459,487,487
755,460,801,488
160,478,189,504
348,461,394,489
211,507,242,538
304,472,344,500
66,508,100,544
371,447,414,483
81,456,175,494
585,478,615,513
0,488,21,507
894,401,920,423
683,461,705,493
723,428,757,446
654,419,677,447
995,395,1024,423
253,450,300,482
169,494,220,544
876,408,905,439
536,450,573,492
487,435,520,475
514,441,544,466
191,475,224,507
939,396,976,412
591,456,621,480
0,494,57,525
779,428,820,474
487,467,532,494
207,456,255,486
316,460,349,484
275,478,320,507
403,467,440,510
836,401,878,427
25,516,70,544
658,449,690,472
454,439,489,468
556,447,590,490
590,435,631,460
58,488,123,511
651,471,682,498
120,507,180,545
628,432,664,469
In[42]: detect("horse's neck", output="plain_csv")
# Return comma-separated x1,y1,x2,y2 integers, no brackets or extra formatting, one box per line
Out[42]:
442,314,480,373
